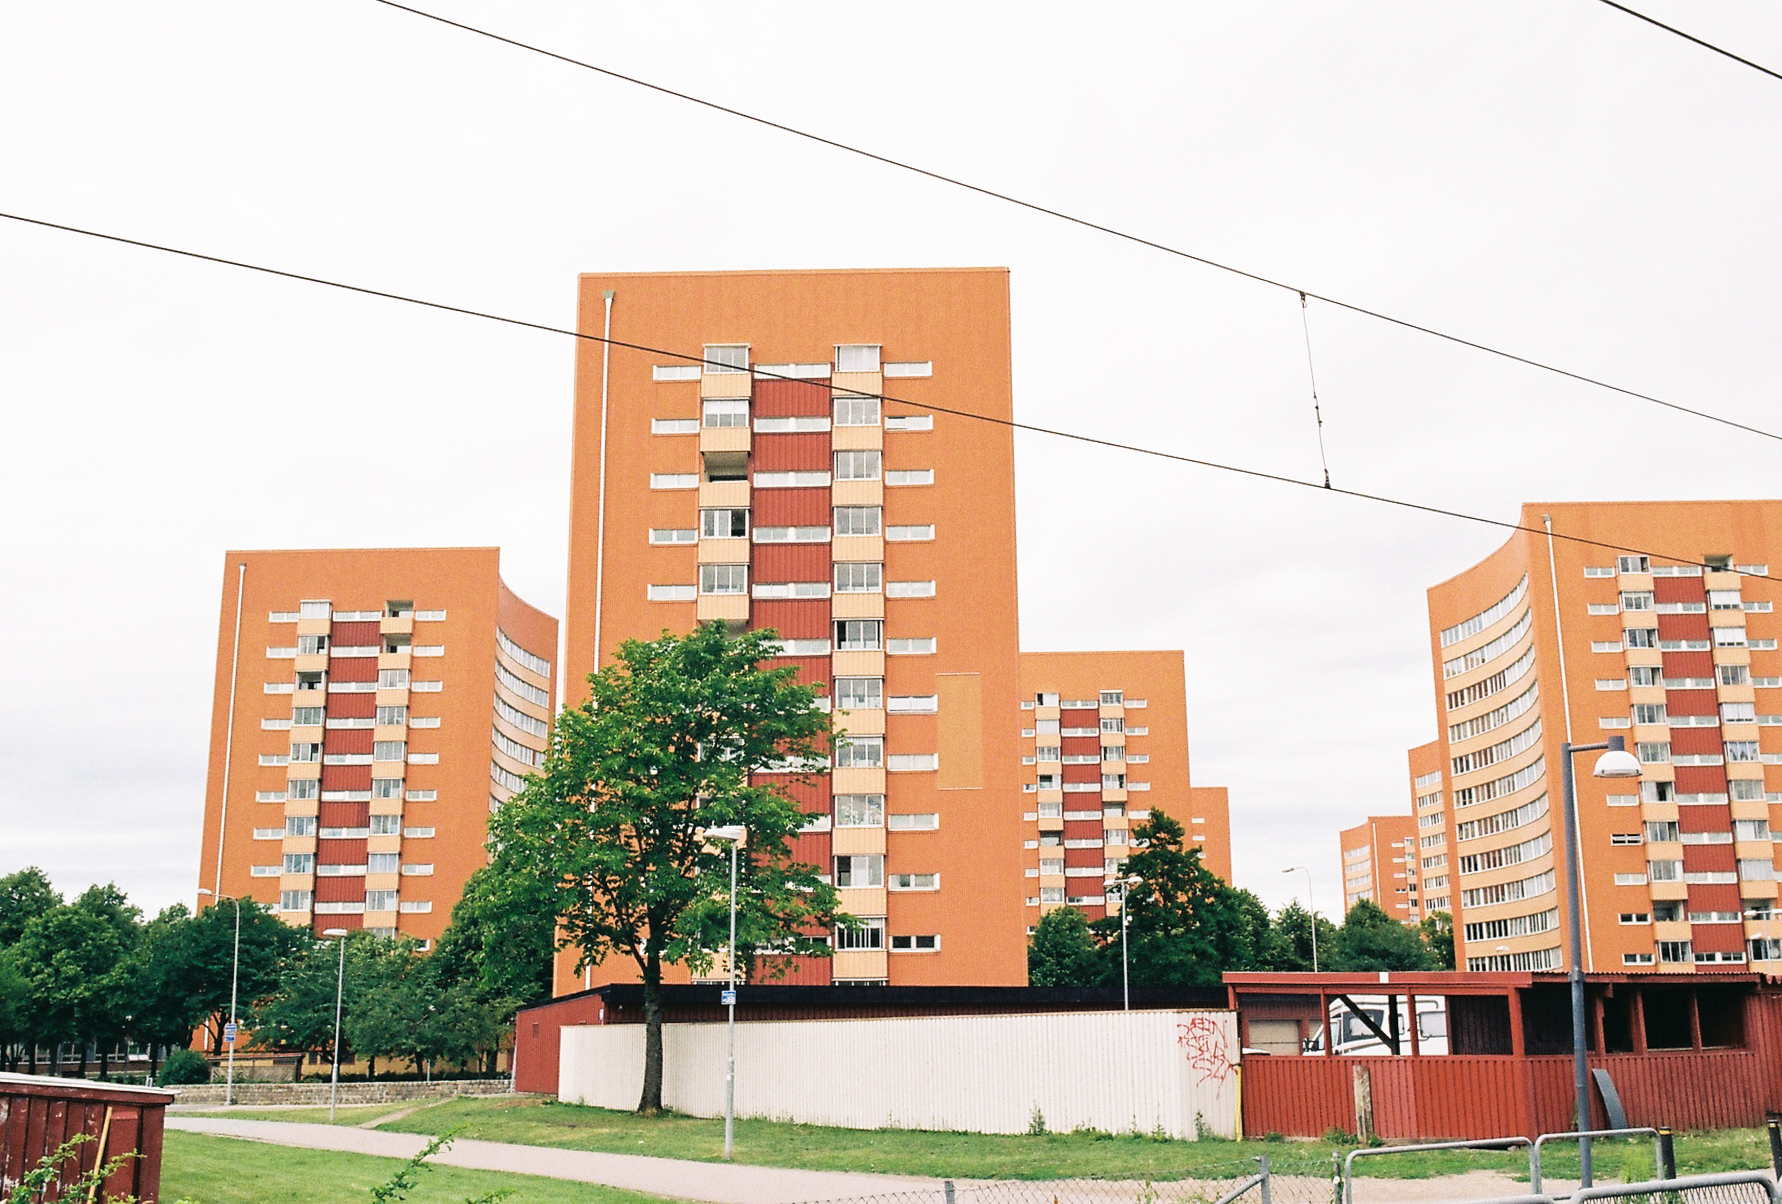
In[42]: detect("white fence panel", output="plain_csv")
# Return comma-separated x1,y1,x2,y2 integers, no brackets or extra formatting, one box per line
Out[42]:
559,1009,1239,1138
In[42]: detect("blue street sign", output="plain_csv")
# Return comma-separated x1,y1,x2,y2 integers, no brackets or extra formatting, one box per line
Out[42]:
223,1022,238,1043
720,990,737,1007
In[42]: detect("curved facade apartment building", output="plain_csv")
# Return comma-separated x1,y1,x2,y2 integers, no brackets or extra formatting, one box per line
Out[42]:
1425,501,1782,974
197,548,557,944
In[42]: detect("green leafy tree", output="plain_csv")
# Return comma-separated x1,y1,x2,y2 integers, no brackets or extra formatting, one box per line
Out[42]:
1094,810,1259,987
1259,901,1339,971
1026,906,1103,986
253,934,359,1081
0,947,32,1071
1420,910,1456,970
429,865,556,1013
489,623,843,1113
1330,899,1435,971
13,886,141,1078
0,867,62,945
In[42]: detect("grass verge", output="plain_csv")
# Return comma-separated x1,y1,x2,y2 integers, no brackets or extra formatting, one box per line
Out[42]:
178,1101,429,1127
161,1130,666,1204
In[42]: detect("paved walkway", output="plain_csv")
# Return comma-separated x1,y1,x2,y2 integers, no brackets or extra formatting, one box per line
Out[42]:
168,1116,941,1204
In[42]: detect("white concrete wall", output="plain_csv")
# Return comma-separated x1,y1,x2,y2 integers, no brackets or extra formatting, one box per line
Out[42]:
559,1009,1240,1138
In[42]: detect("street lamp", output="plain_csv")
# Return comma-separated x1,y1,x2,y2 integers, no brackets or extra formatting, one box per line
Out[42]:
1103,875,1142,1010
196,889,241,1106
322,928,349,1122
704,825,747,1162
1560,736,1642,1186
1282,867,1319,972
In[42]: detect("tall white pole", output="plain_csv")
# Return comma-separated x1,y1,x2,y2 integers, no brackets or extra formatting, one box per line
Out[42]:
226,899,240,1105
1121,898,1130,1011
330,934,347,1122
724,840,738,1161
213,562,247,899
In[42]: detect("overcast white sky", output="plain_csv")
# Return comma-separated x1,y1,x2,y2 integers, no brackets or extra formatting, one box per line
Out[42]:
3,1,1779,923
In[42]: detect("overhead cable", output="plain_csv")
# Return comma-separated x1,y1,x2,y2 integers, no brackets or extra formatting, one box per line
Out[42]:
364,0,1782,446
1,208,1770,582
1593,0,1782,83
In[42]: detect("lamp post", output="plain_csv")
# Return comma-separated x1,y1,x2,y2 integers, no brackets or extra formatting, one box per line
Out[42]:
1282,866,1319,972
196,889,241,1107
322,928,350,1122
704,825,747,1162
1103,875,1142,1010
1559,736,1642,1187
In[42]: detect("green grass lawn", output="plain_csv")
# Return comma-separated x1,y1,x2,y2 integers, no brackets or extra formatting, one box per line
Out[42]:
190,1094,1782,1184
160,1131,667,1204
179,1101,427,1127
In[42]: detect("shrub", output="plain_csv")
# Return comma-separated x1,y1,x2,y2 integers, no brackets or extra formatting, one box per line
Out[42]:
158,1049,211,1086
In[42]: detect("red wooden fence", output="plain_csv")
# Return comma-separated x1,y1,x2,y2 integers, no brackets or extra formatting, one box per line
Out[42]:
0,1073,173,1202
1241,1049,1771,1140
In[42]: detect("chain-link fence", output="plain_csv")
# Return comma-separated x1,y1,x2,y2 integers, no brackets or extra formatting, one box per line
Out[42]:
789,1154,1344,1204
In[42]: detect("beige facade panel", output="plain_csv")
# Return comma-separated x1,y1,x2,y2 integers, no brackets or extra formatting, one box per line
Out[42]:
699,425,750,454
830,480,883,507
699,480,751,509
700,372,752,399
698,537,751,565
830,592,885,620
832,826,887,857
831,535,884,562
831,424,884,451
697,593,749,623
832,650,886,678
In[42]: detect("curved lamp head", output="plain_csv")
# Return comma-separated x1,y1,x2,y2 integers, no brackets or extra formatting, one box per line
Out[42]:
1592,749,1644,779
322,928,349,938
704,825,747,845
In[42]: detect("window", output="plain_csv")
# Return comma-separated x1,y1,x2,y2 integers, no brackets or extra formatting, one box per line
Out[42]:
1649,859,1682,882
1710,589,1743,609
704,344,748,373
1644,821,1680,842
298,600,331,620
835,794,884,827
1618,555,1651,573
835,620,883,650
703,397,747,427
834,562,882,593
1035,745,1060,761
1657,940,1693,964
889,753,939,771
1632,703,1668,725
378,668,409,689
290,742,320,763
833,506,881,536
835,450,882,481
1740,859,1777,881
836,344,881,373
834,677,883,710
835,736,883,768
886,469,934,486
1636,741,1671,763
374,740,406,762
283,853,314,874
834,854,884,888
888,637,936,655
369,814,401,835
297,634,328,655
367,852,399,874
651,417,698,434
834,394,881,426
1611,833,1643,845
1727,741,1762,762
650,472,698,489
888,812,939,830
884,413,932,430
1625,627,1656,648
375,705,407,726
289,778,319,800
698,508,749,540
285,816,317,837
292,706,324,726
365,890,399,912
1716,626,1749,647
887,580,936,598
886,525,934,541
1721,664,1751,686
1621,591,1654,611
703,451,748,482
650,527,698,545
371,778,403,800
1723,702,1758,724
700,564,748,595
279,890,313,912
647,584,695,602
1736,819,1772,841
1100,716,1125,733
889,873,939,891
835,916,885,949
890,934,940,951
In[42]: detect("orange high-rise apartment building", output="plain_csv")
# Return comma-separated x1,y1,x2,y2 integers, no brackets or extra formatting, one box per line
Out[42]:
1338,814,1419,921
556,268,1228,990
1407,740,1450,919
197,548,557,943
1017,651,1231,927
1419,501,1782,973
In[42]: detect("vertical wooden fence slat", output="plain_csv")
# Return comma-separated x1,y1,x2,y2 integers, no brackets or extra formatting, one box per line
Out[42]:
0,1075,173,1203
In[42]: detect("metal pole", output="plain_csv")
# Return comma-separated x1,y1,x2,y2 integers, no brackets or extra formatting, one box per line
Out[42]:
1257,1155,1273,1204
330,934,346,1123
1302,868,1319,973
226,899,240,1106
1560,742,1593,1187
724,839,738,1161
1766,1118,1781,1179
1121,891,1131,1011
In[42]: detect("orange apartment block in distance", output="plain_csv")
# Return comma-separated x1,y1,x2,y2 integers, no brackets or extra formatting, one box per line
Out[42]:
197,548,557,945
559,268,1030,991
1406,739,1450,918
1338,814,1420,922
1017,650,1231,928
1421,501,1782,974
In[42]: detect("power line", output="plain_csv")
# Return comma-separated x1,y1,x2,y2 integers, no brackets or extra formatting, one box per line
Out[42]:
365,0,1782,446
1593,0,1782,83
1,207,1770,583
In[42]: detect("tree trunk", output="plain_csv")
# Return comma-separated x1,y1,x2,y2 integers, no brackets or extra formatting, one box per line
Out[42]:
367,1054,376,1080
149,1045,161,1084
99,1046,110,1080
292,1052,304,1083
78,1042,89,1079
637,953,664,1114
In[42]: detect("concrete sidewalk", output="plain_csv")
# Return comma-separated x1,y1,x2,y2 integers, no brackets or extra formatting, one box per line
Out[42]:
168,1116,941,1204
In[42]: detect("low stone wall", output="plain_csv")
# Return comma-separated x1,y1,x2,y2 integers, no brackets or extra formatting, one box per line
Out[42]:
170,1079,517,1107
